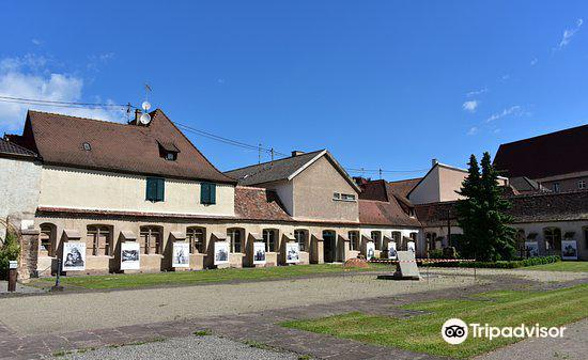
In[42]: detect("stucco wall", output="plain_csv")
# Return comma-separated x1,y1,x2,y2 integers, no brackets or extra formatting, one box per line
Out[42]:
292,156,359,222
438,166,466,202
409,166,440,205
0,157,42,229
268,181,294,216
39,166,235,217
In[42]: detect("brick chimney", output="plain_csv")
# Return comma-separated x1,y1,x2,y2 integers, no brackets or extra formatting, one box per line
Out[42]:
291,150,305,157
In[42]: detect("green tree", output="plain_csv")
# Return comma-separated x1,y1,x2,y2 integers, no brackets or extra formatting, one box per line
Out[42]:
0,230,20,280
456,153,516,261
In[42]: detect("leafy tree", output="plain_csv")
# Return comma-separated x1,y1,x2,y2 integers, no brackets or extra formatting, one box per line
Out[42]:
0,230,20,280
457,153,516,261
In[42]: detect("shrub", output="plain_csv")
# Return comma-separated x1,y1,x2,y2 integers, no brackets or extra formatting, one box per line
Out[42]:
421,255,560,269
428,249,444,259
0,231,20,280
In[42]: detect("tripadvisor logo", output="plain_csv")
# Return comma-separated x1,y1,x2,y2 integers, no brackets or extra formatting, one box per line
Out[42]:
441,318,567,345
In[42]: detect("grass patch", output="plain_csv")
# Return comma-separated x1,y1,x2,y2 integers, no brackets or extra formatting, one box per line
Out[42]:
31,264,386,290
193,329,211,336
282,285,588,359
522,261,588,273
243,340,274,350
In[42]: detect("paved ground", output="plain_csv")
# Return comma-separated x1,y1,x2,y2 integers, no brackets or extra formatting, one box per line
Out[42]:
0,267,586,360
0,280,45,295
476,318,588,360
59,335,301,360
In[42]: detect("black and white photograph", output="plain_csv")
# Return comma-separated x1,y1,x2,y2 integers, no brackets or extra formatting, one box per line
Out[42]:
525,241,540,258
120,241,140,270
366,241,375,260
214,241,229,265
286,242,300,264
253,242,266,265
561,240,578,260
407,241,416,253
62,242,86,271
172,242,190,268
387,241,397,260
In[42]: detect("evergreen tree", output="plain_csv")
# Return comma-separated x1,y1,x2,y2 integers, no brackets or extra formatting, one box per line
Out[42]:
456,153,516,261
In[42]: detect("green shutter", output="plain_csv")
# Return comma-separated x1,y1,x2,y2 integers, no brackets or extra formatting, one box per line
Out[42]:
209,183,216,205
157,178,165,202
201,183,216,205
146,178,156,201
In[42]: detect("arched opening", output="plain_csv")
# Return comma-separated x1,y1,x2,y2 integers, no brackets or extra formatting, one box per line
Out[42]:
322,230,337,263
187,227,206,254
348,231,360,251
140,226,163,255
543,227,562,253
294,229,309,252
86,225,113,256
39,223,57,257
227,228,245,253
262,229,278,252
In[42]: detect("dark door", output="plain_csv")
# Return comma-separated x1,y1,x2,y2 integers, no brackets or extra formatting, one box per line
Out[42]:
323,231,336,263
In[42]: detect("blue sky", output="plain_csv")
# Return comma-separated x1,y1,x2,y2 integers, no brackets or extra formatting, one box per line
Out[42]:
1,1,587,180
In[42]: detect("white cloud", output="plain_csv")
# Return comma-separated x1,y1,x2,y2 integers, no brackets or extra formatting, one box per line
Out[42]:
462,100,479,113
530,58,538,66
467,126,478,136
557,18,583,49
485,105,524,123
501,74,510,82
31,39,42,46
466,88,488,97
0,54,124,132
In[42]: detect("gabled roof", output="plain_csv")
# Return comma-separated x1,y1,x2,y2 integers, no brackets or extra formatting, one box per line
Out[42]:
225,150,361,192
15,110,235,183
509,176,548,194
493,124,588,179
387,177,422,198
0,138,38,159
406,162,466,199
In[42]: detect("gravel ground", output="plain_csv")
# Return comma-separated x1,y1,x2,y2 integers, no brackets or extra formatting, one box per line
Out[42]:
57,335,300,360
0,272,483,336
427,267,588,282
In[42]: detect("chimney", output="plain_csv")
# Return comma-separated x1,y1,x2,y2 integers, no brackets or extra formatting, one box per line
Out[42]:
291,150,305,157
432,158,439,167
128,109,142,125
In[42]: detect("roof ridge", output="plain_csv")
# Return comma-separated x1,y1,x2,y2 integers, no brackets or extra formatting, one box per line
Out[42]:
28,109,131,127
224,149,325,174
498,123,588,147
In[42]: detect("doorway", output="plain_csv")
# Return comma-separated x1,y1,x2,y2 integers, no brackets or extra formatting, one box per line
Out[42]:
323,230,337,263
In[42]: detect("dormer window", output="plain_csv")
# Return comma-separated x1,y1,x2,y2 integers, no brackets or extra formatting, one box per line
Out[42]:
157,140,180,161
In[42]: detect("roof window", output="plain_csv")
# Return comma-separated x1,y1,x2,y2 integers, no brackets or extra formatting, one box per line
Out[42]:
82,142,92,151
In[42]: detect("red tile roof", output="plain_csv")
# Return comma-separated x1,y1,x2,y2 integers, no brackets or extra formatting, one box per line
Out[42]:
359,199,421,227
0,138,38,159
493,124,588,179
18,110,235,183
387,178,422,198
234,186,292,221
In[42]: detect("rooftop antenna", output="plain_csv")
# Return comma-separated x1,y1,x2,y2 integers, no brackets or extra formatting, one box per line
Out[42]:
139,83,152,125
258,143,262,164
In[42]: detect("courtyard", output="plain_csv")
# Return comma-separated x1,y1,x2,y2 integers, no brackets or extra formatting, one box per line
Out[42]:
0,263,586,359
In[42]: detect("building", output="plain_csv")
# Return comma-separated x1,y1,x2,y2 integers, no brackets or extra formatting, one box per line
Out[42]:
494,124,588,193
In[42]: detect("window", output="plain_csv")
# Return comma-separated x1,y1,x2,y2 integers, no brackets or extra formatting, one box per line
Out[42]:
201,183,217,205
371,231,382,250
165,152,177,161
544,227,562,252
140,226,162,254
146,177,165,202
426,232,437,251
263,229,277,252
553,182,560,193
86,225,112,256
294,230,308,252
579,180,586,189
82,142,91,151
333,192,356,201
348,231,359,251
39,224,56,256
392,232,402,250
227,228,243,253
187,227,205,253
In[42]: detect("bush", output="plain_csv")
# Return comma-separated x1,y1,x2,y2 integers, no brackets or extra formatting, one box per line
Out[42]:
0,231,20,280
421,255,560,269
428,249,444,259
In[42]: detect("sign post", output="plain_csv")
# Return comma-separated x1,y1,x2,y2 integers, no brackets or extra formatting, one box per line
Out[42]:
7,260,17,292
